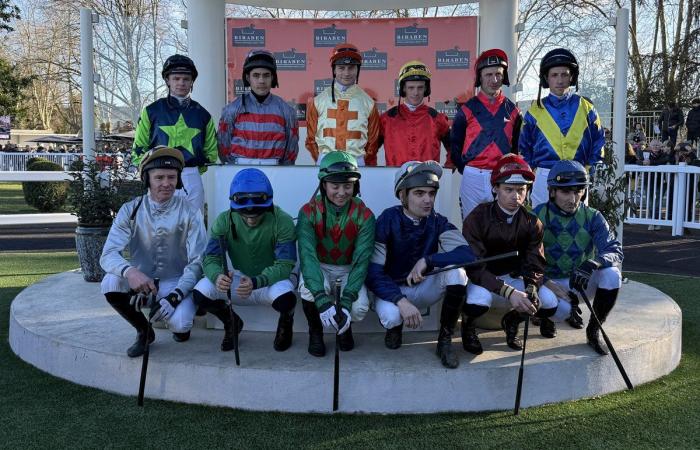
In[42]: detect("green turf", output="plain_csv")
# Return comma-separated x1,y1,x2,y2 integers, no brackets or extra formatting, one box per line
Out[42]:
1,254,698,449
0,182,69,214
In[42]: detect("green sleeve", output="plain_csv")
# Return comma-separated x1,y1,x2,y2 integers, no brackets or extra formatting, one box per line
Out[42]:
131,108,152,167
200,118,219,174
341,212,376,310
253,210,296,288
296,208,331,308
202,212,229,283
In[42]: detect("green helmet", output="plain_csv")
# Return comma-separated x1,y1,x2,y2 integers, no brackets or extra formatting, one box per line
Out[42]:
318,151,361,183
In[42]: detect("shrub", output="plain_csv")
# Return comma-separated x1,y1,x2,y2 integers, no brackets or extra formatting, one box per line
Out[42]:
21,159,68,212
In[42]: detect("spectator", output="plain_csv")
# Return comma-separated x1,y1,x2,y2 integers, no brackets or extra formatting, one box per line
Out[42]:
686,98,700,146
625,142,639,165
627,122,646,154
658,101,684,149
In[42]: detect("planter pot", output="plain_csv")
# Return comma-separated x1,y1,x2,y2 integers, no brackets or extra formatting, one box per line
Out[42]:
75,225,110,282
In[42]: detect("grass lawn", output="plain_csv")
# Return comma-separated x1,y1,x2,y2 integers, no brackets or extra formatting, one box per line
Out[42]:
1,253,698,449
0,182,69,214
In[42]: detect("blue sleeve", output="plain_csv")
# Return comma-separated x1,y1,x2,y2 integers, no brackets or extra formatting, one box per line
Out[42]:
427,219,476,268
586,108,605,167
366,214,405,304
590,210,623,267
450,107,467,173
518,112,537,166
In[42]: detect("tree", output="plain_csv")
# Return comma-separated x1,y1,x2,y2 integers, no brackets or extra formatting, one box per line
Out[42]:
0,0,20,32
0,57,32,118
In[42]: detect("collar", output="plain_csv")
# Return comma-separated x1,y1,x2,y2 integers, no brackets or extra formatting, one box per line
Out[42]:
547,90,574,106
168,94,191,107
334,81,355,93
147,194,174,214
477,90,503,104
404,101,423,112
402,208,423,226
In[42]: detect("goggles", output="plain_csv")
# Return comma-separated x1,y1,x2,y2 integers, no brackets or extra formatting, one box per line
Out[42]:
553,172,588,185
230,192,270,206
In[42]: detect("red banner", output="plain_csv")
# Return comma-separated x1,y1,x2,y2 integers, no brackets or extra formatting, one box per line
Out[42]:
226,17,478,124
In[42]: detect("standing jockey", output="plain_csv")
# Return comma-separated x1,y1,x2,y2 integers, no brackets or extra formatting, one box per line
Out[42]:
305,43,380,166
379,61,450,166
451,49,522,220
297,152,375,355
460,154,557,354
217,50,299,165
366,161,473,368
519,48,605,208
534,160,623,354
132,55,218,213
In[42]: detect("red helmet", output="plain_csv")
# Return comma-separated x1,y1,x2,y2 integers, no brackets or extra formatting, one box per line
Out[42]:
330,43,362,66
475,48,510,87
490,154,535,186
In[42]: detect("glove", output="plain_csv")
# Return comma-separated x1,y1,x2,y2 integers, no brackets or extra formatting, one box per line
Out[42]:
129,292,149,312
318,303,351,335
149,292,180,322
570,259,602,292
524,284,541,311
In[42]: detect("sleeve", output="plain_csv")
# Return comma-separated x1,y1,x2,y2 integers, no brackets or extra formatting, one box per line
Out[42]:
296,205,330,307
511,113,523,154
437,114,453,168
461,210,506,294
175,209,207,296
217,102,238,164
364,104,381,166
341,209,376,309
519,112,536,166
426,219,476,268
280,103,299,165
590,210,624,267
586,107,605,167
203,117,219,166
99,201,137,277
131,108,152,167
253,213,296,288
450,107,467,173
305,98,320,162
366,215,405,304
377,112,386,152
202,213,228,283
521,215,546,289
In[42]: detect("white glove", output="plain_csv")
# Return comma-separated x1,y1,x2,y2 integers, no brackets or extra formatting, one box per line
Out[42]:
149,294,179,322
319,304,351,335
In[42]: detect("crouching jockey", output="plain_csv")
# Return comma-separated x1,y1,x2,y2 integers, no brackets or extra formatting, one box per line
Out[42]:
297,151,376,356
100,147,207,357
192,169,297,351
366,161,474,369
534,160,623,354
461,154,551,353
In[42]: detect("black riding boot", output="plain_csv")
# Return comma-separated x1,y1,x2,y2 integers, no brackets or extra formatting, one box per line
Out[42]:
460,303,489,355
384,324,403,349
536,306,558,338
587,288,618,355
193,290,243,352
501,309,524,350
105,292,154,358
302,300,326,357
566,295,584,329
272,292,296,352
435,285,465,368
338,324,355,352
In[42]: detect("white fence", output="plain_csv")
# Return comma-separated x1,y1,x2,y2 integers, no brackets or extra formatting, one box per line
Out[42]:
0,152,81,171
624,164,700,236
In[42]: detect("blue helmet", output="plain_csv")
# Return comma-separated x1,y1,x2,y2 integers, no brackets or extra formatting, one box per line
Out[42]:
547,160,589,187
229,168,273,211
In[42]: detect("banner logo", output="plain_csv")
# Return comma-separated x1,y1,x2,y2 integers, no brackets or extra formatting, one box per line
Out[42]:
395,23,429,46
314,24,347,47
288,101,307,121
232,24,265,47
435,100,459,120
314,79,334,95
436,47,471,70
361,48,388,71
234,79,251,96
274,49,307,71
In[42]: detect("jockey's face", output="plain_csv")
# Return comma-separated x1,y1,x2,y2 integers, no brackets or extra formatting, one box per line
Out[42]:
494,183,528,213
401,187,437,219
553,186,585,213
246,68,273,97
403,80,426,106
334,64,359,87
480,66,504,97
148,168,178,203
166,74,193,97
323,181,354,208
547,66,572,96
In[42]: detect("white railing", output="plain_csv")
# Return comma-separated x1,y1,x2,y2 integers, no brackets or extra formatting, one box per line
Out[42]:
624,163,700,236
0,152,81,171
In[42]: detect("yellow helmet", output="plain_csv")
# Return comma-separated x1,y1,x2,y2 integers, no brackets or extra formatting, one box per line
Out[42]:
398,60,431,97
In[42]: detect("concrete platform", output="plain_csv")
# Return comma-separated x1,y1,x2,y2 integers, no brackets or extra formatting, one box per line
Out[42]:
9,271,682,413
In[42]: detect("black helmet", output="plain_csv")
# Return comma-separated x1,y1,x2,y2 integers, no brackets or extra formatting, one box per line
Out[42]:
243,50,279,88
539,48,578,88
162,54,198,81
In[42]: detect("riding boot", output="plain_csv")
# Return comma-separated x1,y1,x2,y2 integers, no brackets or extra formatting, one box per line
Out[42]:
273,311,294,352
384,324,403,350
460,303,489,355
105,292,154,358
193,290,243,352
501,309,524,350
172,331,191,342
338,324,355,351
435,285,465,369
566,295,584,329
535,306,558,338
587,288,618,355
302,300,326,357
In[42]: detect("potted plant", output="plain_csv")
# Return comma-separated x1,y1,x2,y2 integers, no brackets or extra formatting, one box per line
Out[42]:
66,156,144,282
